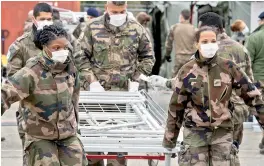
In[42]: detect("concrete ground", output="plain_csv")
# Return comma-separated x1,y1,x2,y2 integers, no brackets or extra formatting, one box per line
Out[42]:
2,90,264,166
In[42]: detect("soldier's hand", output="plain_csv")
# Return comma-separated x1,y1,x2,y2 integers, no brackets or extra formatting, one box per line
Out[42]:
89,82,105,92
128,79,139,92
165,55,171,62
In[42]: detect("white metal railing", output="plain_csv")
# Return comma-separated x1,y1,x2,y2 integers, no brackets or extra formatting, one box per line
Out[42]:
78,90,180,166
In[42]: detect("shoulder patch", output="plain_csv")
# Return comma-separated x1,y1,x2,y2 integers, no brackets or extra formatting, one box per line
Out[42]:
7,43,20,61
7,33,30,61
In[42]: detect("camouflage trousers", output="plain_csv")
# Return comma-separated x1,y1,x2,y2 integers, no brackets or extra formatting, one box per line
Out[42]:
24,136,88,166
172,54,193,77
178,127,239,166
233,103,249,145
87,152,127,166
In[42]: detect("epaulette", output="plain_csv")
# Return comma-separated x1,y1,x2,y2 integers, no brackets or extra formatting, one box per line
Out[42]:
25,57,39,69
16,32,30,42
7,32,32,61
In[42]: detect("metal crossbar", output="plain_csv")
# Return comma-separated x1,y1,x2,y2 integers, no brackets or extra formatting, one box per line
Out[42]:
78,90,179,166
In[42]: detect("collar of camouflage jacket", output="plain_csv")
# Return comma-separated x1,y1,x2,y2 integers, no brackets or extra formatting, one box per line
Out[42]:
194,51,218,67
39,51,74,75
103,13,129,33
217,32,230,41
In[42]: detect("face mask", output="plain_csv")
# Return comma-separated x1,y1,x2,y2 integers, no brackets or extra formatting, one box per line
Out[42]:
36,20,53,30
51,50,69,63
200,43,219,59
242,26,249,34
109,13,127,27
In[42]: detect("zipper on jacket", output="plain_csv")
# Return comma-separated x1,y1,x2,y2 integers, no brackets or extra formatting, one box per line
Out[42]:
55,77,60,140
207,70,212,126
201,85,204,107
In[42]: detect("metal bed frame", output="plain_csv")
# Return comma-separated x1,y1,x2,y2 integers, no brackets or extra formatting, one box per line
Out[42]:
78,90,180,166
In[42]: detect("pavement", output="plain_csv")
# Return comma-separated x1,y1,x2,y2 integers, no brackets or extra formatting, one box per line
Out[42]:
1,90,264,166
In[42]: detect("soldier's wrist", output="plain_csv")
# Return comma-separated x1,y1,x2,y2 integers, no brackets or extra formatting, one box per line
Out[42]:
162,138,176,149
132,72,142,82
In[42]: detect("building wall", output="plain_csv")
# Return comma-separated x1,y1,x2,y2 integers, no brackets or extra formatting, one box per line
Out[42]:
250,2,264,32
1,1,80,55
229,1,251,32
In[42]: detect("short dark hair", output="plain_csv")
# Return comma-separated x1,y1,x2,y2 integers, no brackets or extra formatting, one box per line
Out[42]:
33,3,53,18
52,9,60,20
195,26,218,42
181,9,190,20
136,12,151,25
34,25,68,50
199,12,223,33
109,1,127,6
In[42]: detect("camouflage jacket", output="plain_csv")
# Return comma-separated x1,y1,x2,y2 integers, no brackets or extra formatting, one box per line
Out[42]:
1,52,80,141
216,33,254,105
7,30,41,77
76,14,155,90
163,52,264,148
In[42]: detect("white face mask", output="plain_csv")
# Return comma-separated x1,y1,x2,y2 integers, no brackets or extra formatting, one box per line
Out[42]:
36,20,53,30
242,26,249,34
200,43,219,59
51,50,69,63
109,13,127,27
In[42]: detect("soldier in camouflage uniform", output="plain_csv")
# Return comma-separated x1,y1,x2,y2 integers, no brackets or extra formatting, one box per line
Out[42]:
162,26,264,166
75,1,155,165
2,25,88,166
6,3,53,165
150,13,253,152
164,9,197,77
7,3,83,165
197,13,254,150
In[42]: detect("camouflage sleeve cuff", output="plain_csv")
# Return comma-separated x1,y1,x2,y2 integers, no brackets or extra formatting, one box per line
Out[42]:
79,69,98,84
257,107,264,115
132,71,142,82
165,50,172,57
162,133,177,149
